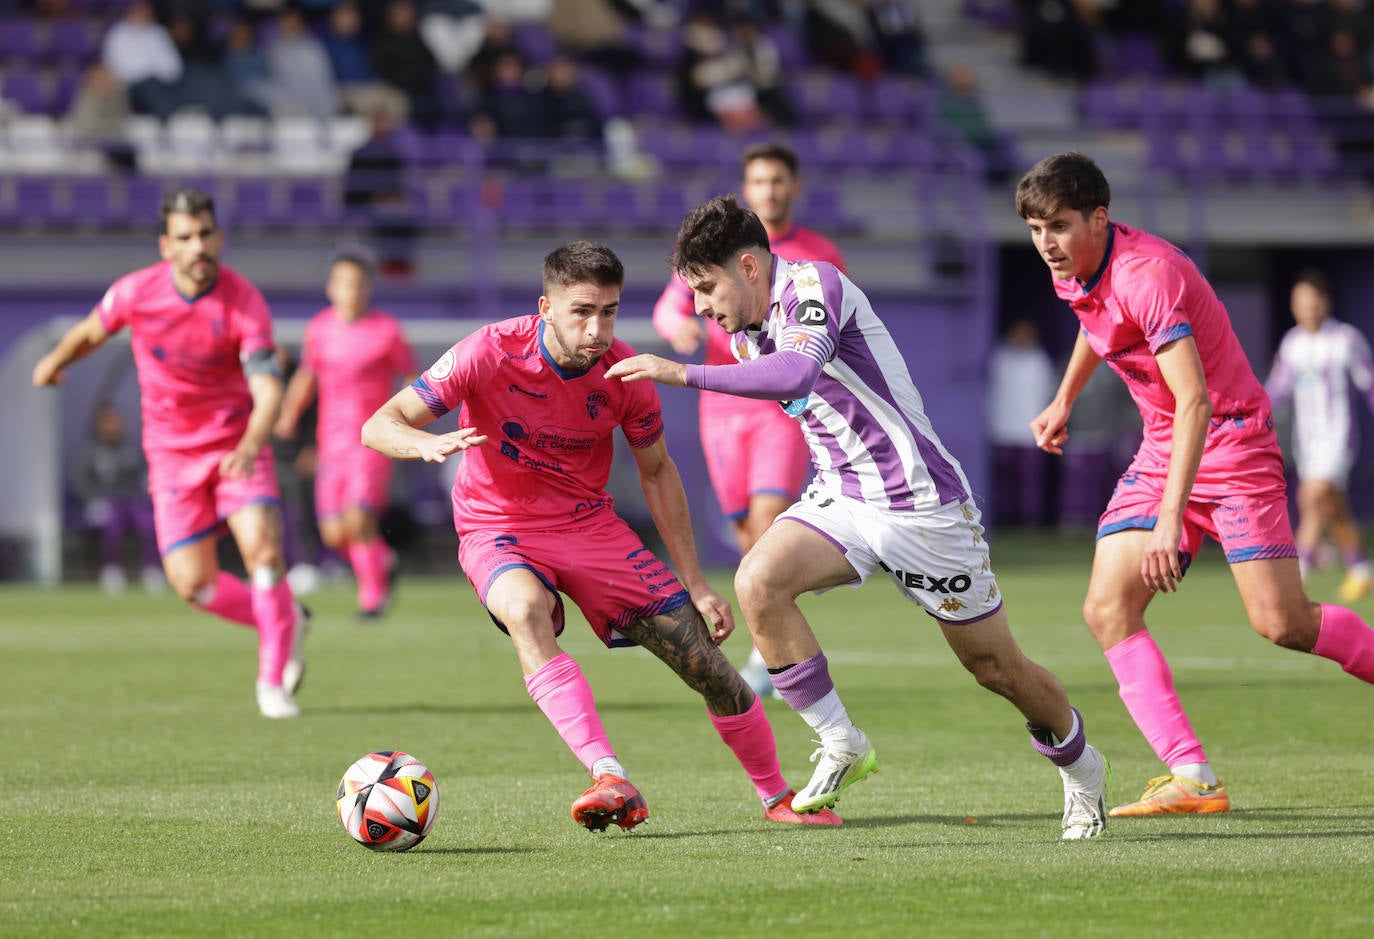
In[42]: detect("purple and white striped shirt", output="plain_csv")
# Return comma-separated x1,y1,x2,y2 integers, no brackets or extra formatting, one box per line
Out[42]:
1266,318,1374,462
687,255,969,512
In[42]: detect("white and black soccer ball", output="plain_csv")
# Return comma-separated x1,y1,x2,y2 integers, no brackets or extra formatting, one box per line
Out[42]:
336,750,439,852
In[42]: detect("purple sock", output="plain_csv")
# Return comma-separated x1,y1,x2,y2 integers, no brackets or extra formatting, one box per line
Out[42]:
1028,706,1087,767
769,652,835,711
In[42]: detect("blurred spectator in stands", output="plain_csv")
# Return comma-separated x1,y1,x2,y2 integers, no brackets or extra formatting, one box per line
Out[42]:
1328,0,1374,64
1273,0,1329,90
804,0,884,80
266,5,339,121
470,50,548,143
1016,0,1099,82
545,52,605,141
468,17,522,94
76,404,163,596
986,318,1057,528
870,0,928,76
1167,0,1237,86
417,0,487,76
344,104,418,278
224,14,280,116
730,13,797,125
1307,28,1371,100
678,9,765,132
371,0,443,128
101,0,183,119
1233,22,1289,90
548,0,651,78
65,63,136,170
323,0,411,120
936,62,1010,180
166,11,260,120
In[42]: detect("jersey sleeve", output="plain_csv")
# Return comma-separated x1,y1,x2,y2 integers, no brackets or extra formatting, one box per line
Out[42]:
231,279,276,359
776,261,841,368
1344,323,1374,406
1263,332,1296,405
618,375,664,450
1116,256,1194,353
411,330,489,418
96,274,137,334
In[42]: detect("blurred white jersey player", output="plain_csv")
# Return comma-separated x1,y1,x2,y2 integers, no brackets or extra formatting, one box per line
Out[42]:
1265,269,1374,601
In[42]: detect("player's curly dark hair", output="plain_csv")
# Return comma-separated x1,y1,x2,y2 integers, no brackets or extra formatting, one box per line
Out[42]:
671,194,770,279
1015,151,1111,220
542,241,624,293
159,187,217,233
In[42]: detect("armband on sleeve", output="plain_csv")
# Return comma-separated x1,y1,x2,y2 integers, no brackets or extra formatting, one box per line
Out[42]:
242,347,283,378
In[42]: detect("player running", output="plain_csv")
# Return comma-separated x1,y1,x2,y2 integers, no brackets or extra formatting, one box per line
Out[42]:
1018,151,1374,816
275,248,417,619
32,188,306,719
653,142,847,699
608,196,1111,841
1264,269,1374,602
362,240,840,831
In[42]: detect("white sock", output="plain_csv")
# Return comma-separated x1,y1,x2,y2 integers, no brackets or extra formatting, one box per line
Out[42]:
798,690,859,746
746,646,768,670
1169,761,1219,786
591,756,627,779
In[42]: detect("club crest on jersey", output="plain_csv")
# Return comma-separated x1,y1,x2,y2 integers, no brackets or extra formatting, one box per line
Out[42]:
733,333,755,361
501,418,529,441
585,390,610,419
429,349,456,380
790,266,821,289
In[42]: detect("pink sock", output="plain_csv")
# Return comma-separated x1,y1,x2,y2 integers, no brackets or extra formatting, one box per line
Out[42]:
709,696,789,803
1314,604,1374,682
524,654,616,772
348,539,389,612
1103,630,1208,767
251,575,297,686
193,572,257,628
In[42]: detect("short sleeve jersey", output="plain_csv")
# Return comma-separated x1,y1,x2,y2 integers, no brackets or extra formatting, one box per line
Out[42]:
730,255,971,512
301,308,416,459
98,262,275,452
412,315,664,534
655,224,847,419
1053,223,1272,466
1266,318,1374,460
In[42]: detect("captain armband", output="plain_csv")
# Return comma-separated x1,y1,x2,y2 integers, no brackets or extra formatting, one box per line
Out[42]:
242,347,283,378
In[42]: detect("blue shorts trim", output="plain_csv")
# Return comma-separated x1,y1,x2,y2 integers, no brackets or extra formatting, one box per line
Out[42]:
1097,515,1157,540
1225,544,1300,563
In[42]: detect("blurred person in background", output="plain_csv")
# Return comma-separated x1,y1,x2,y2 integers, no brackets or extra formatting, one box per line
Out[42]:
76,403,163,596
986,318,1057,528
275,248,417,619
1264,269,1374,602
32,188,307,719
653,142,846,699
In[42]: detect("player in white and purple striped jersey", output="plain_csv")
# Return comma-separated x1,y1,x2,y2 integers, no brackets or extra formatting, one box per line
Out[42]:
607,195,1112,841
1265,269,1374,601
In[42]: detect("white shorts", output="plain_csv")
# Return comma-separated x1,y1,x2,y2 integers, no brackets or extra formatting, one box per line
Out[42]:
1295,440,1353,486
780,489,1004,624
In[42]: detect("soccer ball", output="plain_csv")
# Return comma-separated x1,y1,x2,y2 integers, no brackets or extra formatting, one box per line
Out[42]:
336,750,439,852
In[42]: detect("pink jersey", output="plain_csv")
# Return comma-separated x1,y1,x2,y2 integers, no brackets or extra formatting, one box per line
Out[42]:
653,223,846,420
413,315,664,534
1053,223,1274,470
301,307,416,460
98,261,275,453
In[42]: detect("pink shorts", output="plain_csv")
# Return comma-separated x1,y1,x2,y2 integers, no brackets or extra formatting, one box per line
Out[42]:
1098,445,1296,566
315,443,394,521
699,400,810,519
457,510,691,648
147,442,281,555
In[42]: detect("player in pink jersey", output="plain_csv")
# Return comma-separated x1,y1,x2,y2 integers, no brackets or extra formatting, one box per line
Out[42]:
275,248,417,619
31,188,306,719
1019,152,1374,815
653,142,848,699
362,241,840,830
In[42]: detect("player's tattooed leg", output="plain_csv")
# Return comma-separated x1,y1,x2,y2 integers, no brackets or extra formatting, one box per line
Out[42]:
619,604,753,715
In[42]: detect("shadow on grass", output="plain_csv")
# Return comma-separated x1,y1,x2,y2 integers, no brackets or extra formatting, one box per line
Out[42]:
415,846,537,856
310,700,703,717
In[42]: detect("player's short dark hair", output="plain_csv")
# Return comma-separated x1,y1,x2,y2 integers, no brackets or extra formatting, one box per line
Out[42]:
1293,267,1329,296
542,241,624,293
671,194,771,279
329,244,378,279
159,187,217,233
741,141,800,177
1015,151,1111,220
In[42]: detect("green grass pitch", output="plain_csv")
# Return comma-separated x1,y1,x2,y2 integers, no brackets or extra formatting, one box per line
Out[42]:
1,533,1372,937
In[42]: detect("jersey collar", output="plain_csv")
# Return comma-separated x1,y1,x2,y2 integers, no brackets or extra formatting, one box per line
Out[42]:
1077,223,1116,295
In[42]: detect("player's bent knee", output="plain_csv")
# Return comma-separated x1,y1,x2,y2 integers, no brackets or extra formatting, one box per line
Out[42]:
962,653,1015,698
1253,609,1319,652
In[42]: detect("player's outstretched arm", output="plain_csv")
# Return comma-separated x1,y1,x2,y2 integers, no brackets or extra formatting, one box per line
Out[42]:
1031,331,1103,454
632,436,735,644
1144,335,1211,594
605,353,688,386
222,369,285,478
362,385,487,463
32,308,110,387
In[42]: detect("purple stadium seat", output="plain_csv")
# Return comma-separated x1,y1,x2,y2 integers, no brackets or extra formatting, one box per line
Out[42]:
0,18,41,65
796,73,862,121
576,67,621,119
1079,81,1135,130
122,176,166,226
1105,32,1167,79
1,71,48,114
512,23,556,65
14,177,58,225
624,71,676,118
51,71,82,115
69,176,118,226
765,25,805,69
48,21,99,65
862,76,928,126
286,178,339,225
230,178,280,225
